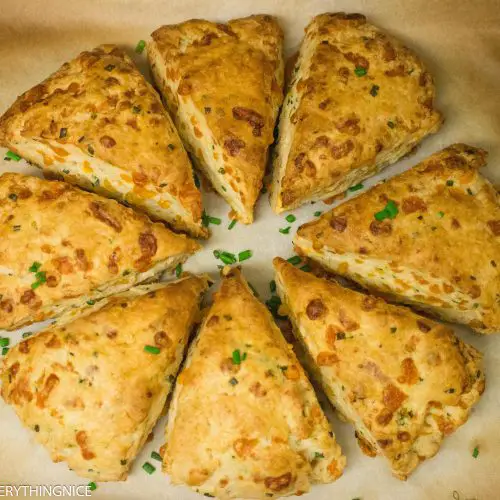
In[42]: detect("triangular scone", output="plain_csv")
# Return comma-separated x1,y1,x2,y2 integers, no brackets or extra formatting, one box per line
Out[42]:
273,258,485,480
0,45,206,238
294,144,500,334
0,173,200,331
0,276,208,481
271,12,443,212
149,15,284,223
164,267,345,499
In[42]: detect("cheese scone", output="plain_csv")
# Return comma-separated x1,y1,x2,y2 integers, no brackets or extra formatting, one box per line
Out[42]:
0,173,200,331
273,258,485,480
164,267,345,499
0,276,208,481
271,12,443,212
0,45,206,238
294,144,500,334
149,15,284,223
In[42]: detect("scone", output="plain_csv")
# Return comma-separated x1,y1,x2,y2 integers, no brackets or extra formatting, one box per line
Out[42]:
0,45,206,238
273,258,485,480
271,12,443,212
149,15,284,223
294,144,500,334
0,173,200,330
0,276,209,481
164,267,345,499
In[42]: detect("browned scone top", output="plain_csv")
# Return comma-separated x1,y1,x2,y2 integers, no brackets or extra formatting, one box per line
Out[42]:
149,15,284,223
0,276,209,481
295,144,500,334
273,258,485,480
0,173,200,330
164,267,345,499
271,12,443,212
0,45,206,237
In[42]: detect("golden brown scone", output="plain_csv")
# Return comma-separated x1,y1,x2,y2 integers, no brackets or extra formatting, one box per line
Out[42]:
294,144,500,334
149,15,284,223
0,173,200,331
164,267,345,499
271,12,443,212
273,258,485,480
0,276,209,481
0,45,206,238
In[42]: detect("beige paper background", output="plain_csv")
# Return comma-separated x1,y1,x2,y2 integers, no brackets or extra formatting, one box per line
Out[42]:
0,0,499,498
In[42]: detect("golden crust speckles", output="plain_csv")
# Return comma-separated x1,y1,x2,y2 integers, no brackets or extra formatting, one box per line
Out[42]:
294,144,500,334
0,44,206,237
271,12,443,212
164,268,345,499
148,15,284,223
0,173,200,330
273,258,485,479
0,277,209,481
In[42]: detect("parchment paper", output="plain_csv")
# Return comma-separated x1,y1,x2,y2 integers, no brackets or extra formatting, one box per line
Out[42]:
0,1,499,499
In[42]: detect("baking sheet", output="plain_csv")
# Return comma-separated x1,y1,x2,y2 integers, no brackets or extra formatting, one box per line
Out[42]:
0,0,499,498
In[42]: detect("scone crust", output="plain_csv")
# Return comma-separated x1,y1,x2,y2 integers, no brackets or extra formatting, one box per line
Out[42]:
149,15,284,223
272,12,443,212
0,45,206,237
295,144,499,334
274,258,485,480
0,276,209,481
0,173,199,330
164,267,345,499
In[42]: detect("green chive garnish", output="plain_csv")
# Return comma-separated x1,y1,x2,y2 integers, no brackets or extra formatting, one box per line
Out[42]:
238,250,252,262
135,40,146,54
370,85,379,97
348,183,364,192
287,256,302,266
300,264,311,272
437,211,445,218
229,377,238,386
314,211,322,217
285,214,296,223
232,349,242,365
2,347,9,356
218,167,225,174
22,332,32,338
104,64,115,71
202,211,220,227
269,280,276,293
151,451,162,462
219,252,236,265
354,66,367,77
213,250,221,259
279,226,291,234
374,200,399,221
228,219,237,230
144,345,161,355
88,482,97,491
29,262,42,273
194,173,200,188
314,452,324,459
472,446,479,458
5,151,21,161
167,143,175,151
208,216,221,225
387,120,396,129
31,271,47,289
142,462,156,474
132,105,141,114
446,180,454,186
175,263,182,278
0,338,10,347
86,300,96,306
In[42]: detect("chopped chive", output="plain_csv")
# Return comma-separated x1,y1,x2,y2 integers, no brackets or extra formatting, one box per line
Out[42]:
248,283,259,296
446,180,454,186
167,143,175,151
142,462,156,474
228,219,237,230
29,262,42,273
104,64,115,71
135,40,146,54
472,446,479,459
269,280,276,293
2,347,9,356
88,482,97,491
285,214,296,223
238,250,253,262
266,295,285,318
0,337,10,347
287,256,302,266
314,211,322,217
202,211,221,227
354,66,367,77
374,200,399,221
86,300,96,306
31,271,47,289
219,252,236,265
390,327,397,333
370,84,379,97
8,193,18,201
132,105,141,114
213,250,221,259
387,120,396,129
208,216,221,225
232,349,242,365
175,263,182,278
194,173,200,188
348,183,364,192
22,332,32,338
218,167,225,174
300,264,311,272
5,151,21,161
314,452,325,459
144,345,161,355
279,226,291,235
229,377,238,386
62,169,70,174
437,211,445,218
151,451,162,462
